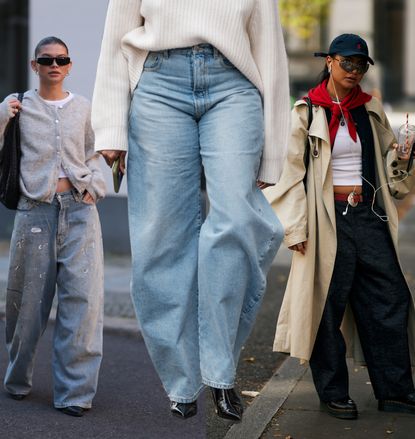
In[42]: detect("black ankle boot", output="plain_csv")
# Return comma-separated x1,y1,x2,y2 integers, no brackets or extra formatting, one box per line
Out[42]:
210,387,243,422
170,401,198,419
321,398,358,420
378,392,415,414
227,388,244,414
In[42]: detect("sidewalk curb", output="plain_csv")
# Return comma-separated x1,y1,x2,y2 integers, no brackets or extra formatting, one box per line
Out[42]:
225,356,307,439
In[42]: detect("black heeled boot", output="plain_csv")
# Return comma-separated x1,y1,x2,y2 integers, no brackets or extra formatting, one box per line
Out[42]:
170,401,198,419
210,387,243,421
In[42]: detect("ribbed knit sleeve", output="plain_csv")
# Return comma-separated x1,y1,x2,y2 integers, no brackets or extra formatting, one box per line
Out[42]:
248,0,291,183
92,0,143,151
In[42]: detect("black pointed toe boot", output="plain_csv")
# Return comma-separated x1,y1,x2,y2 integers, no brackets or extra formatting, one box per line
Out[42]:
170,401,198,419
210,387,243,422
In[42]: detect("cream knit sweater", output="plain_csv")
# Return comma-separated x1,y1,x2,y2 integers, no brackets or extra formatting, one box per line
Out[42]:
92,0,290,183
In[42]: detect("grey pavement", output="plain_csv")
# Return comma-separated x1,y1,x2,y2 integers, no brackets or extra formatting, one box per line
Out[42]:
261,359,415,439
226,203,415,439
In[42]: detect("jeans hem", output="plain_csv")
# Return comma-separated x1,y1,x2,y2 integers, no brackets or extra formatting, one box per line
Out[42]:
318,393,349,403
168,384,205,403
54,402,92,409
375,386,415,401
202,377,234,389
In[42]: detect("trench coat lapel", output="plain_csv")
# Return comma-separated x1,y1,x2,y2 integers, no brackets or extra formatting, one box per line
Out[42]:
308,106,331,185
308,106,336,229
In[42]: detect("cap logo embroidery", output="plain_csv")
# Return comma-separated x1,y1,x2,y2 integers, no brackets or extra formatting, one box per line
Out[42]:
357,43,362,49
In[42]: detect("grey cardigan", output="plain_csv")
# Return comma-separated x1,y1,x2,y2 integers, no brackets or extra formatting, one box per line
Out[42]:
0,90,106,202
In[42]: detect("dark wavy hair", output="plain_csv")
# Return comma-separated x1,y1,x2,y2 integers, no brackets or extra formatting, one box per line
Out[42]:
34,36,69,58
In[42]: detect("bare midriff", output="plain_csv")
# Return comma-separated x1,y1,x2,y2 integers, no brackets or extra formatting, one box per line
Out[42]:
56,178,73,193
333,185,363,195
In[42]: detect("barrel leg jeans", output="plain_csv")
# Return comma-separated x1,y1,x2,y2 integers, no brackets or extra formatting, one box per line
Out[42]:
127,45,283,403
4,192,104,408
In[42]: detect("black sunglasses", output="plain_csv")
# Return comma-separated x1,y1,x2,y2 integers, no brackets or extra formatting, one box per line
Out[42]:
333,57,369,75
36,57,71,66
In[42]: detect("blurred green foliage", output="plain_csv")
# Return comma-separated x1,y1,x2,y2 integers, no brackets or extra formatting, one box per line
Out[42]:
279,0,332,39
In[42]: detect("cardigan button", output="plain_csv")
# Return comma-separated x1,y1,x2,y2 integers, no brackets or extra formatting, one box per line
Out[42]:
391,161,398,167
393,169,399,175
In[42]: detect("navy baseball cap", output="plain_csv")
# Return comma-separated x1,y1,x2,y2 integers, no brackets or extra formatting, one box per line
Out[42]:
315,33,374,65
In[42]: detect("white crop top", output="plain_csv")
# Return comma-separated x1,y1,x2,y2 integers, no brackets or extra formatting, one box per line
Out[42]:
331,122,362,186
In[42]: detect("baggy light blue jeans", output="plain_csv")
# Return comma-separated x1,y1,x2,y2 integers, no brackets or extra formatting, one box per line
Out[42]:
128,45,283,403
4,191,104,408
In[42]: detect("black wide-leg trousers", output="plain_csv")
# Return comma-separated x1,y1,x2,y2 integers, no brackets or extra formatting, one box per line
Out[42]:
310,201,414,402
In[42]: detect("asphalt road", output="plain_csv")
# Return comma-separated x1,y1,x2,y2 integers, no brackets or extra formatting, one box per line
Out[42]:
0,321,206,439
0,264,288,439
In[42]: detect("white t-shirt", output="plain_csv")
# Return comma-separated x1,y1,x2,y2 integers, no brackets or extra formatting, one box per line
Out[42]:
40,92,74,178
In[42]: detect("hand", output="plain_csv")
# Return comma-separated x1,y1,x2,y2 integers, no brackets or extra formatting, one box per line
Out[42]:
7,98,22,118
289,241,307,255
82,191,95,204
100,150,127,173
393,142,415,160
256,180,275,190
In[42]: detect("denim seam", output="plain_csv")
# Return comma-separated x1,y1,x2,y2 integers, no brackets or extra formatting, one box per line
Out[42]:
196,182,203,393
241,230,276,318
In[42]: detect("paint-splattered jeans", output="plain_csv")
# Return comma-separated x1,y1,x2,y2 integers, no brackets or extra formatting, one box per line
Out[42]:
4,191,104,408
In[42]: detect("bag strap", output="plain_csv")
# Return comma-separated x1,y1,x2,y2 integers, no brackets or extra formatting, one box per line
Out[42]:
304,96,313,131
303,97,313,188
17,92,24,103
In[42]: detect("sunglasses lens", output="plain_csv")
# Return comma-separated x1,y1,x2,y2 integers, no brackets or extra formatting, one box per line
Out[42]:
36,57,71,66
37,57,54,66
56,57,71,66
339,60,368,74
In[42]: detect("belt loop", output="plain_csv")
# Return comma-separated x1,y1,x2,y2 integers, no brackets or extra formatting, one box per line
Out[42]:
163,49,169,59
213,47,219,59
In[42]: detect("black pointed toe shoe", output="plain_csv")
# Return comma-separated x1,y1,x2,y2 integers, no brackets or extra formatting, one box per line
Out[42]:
378,392,415,414
170,401,198,419
57,406,85,417
321,398,358,420
210,387,243,422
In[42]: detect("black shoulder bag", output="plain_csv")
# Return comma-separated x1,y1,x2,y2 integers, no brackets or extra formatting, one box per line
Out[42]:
303,96,313,189
0,92,24,210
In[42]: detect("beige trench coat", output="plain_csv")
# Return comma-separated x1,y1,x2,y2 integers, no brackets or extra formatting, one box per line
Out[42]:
266,97,415,364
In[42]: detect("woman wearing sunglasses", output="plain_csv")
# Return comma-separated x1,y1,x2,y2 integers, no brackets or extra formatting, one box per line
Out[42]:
92,0,290,421
0,36,105,417
270,34,415,419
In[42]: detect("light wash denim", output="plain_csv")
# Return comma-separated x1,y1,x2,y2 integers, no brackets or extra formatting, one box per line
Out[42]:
4,191,104,409
128,45,283,403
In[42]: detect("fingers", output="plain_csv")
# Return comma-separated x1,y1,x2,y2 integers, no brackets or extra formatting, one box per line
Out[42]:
119,151,127,174
100,150,122,167
289,241,307,255
256,180,275,190
82,191,94,204
7,99,22,118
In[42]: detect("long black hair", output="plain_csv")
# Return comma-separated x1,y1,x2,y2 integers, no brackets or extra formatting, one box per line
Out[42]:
34,36,69,58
